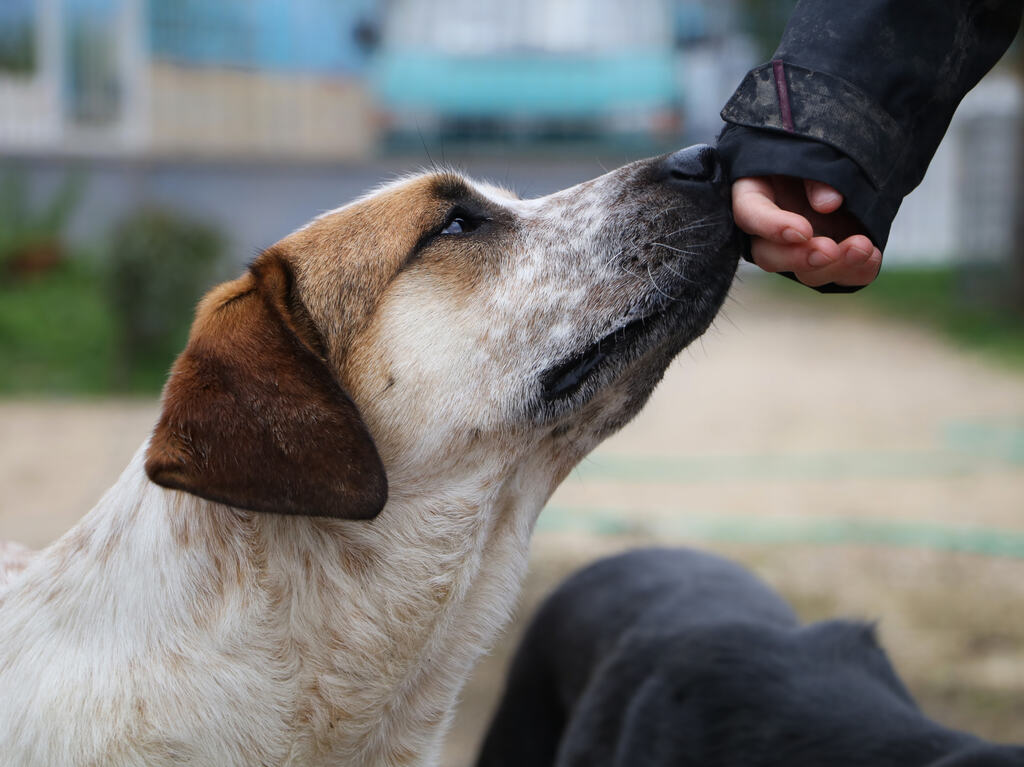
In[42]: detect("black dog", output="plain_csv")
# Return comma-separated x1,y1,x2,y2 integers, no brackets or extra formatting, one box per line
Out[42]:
476,547,1024,767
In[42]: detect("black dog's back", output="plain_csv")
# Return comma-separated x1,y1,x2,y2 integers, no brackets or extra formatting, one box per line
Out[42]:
476,548,797,766
477,548,1024,767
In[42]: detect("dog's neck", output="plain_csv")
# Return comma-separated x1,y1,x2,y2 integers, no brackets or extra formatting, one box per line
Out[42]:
10,444,548,767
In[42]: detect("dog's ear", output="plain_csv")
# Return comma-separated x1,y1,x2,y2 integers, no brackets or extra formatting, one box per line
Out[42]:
145,248,387,519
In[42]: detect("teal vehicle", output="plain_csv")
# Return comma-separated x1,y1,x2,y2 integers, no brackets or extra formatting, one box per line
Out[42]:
373,0,680,141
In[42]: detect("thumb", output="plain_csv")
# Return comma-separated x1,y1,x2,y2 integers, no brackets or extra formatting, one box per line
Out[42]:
732,177,813,244
804,179,844,214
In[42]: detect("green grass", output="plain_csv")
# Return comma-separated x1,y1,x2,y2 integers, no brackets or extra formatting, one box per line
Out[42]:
0,262,181,395
765,266,1024,369
0,264,116,394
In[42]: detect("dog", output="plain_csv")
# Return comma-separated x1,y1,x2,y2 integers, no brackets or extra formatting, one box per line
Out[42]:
476,547,1024,767
0,147,739,766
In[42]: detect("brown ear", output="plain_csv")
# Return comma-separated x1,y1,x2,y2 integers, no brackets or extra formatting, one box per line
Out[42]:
145,249,387,519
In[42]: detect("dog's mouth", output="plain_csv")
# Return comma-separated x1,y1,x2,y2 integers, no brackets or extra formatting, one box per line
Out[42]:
538,234,740,405
537,168,743,408
540,306,670,402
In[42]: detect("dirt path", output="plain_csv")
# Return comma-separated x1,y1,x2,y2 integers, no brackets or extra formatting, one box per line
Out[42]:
2,279,1023,760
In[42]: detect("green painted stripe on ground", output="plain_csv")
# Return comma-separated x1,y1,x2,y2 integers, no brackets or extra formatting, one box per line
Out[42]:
572,450,981,484
944,421,1024,463
538,506,1024,559
571,421,1024,485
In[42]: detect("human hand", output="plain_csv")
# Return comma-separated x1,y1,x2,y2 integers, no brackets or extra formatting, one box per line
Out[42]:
732,176,882,288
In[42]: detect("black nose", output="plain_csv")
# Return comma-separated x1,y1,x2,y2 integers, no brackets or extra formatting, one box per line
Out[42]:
662,145,719,184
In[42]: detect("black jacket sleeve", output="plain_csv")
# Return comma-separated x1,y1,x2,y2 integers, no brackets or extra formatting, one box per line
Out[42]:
718,0,1023,291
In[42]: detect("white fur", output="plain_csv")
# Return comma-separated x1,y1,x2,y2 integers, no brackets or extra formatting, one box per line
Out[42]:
0,160,736,766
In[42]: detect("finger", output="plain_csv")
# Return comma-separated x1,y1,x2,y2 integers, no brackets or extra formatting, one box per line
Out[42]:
835,247,882,286
787,235,874,286
804,179,843,214
794,246,882,288
792,262,850,288
750,235,841,274
838,234,875,264
733,178,813,244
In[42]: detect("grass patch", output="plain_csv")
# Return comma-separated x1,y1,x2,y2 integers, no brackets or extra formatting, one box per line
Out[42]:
0,261,181,395
0,207,223,396
763,266,1024,369
0,263,117,394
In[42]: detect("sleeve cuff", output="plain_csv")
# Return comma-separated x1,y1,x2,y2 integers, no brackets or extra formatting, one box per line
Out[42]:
721,61,905,191
717,124,900,252
717,125,901,295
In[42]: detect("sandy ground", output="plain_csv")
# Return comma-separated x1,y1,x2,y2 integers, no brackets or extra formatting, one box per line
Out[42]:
2,277,1023,760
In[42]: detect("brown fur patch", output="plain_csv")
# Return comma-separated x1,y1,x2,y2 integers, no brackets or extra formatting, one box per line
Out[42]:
145,249,387,519
278,173,510,379
279,177,450,364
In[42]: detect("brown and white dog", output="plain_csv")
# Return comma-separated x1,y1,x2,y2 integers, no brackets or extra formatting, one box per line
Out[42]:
0,147,739,766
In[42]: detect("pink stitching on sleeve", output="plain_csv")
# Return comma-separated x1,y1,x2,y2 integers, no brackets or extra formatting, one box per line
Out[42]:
772,60,795,133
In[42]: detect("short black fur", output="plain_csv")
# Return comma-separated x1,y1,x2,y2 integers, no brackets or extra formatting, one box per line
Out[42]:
476,547,1024,767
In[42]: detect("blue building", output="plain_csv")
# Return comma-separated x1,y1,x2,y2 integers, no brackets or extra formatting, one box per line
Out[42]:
0,0,378,158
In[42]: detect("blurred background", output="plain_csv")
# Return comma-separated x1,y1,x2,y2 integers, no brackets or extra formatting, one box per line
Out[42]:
0,1,1022,762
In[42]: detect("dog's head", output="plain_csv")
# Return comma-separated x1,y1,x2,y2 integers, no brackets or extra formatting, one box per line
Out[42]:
145,146,740,518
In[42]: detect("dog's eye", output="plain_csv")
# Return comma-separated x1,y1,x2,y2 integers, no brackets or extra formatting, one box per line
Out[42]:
440,208,484,236
442,218,468,235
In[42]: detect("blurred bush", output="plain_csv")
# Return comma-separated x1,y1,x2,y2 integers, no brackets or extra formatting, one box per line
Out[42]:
106,209,224,388
0,260,117,394
0,205,225,395
0,171,83,281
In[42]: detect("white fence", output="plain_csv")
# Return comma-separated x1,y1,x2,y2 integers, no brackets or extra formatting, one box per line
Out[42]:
886,73,1021,266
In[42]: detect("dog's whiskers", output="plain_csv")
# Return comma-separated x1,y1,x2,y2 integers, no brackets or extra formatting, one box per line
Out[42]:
651,242,703,258
645,262,687,303
604,245,629,268
652,204,690,221
659,260,697,285
662,219,725,238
